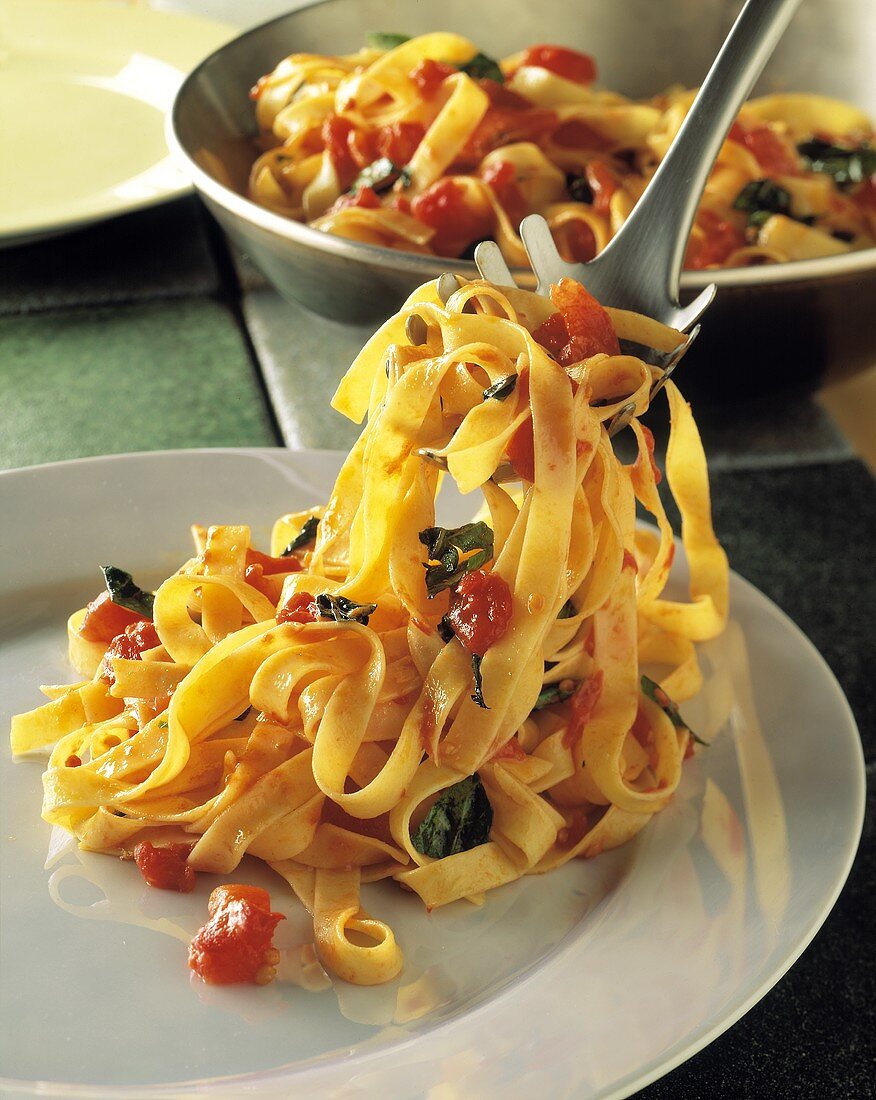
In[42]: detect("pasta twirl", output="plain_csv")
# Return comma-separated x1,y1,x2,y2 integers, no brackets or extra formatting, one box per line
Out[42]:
10,275,729,987
247,33,875,269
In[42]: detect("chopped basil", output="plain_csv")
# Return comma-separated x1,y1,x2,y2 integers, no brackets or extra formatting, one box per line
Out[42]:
458,50,504,84
532,681,577,710
733,178,791,227
411,773,493,859
797,139,876,189
352,157,411,194
315,593,377,627
641,674,708,745
483,373,518,401
418,522,494,597
100,566,154,618
235,706,252,722
366,32,410,50
567,174,593,204
437,615,455,643
281,516,319,556
557,599,577,619
470,653,488,709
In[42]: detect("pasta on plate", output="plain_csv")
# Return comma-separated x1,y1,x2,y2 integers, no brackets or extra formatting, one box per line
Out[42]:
247,32,876,270
11,275,728,988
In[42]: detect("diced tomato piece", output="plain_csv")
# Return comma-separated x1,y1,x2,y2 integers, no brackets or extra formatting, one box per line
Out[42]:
410,178,493,256
243,564,276,601
189,885,285,985
348,127,379,170
481,159,529,227
852,175,876,212
321,115,358,187
685,209,745,269
377,121,426,164
410,58,457,98
446,569,513,655
277,591,321,624
585,159,619,216
544,278,620,364
557,218,597,263
521,45,597,85
457,106,558,166
99,619,161,685
390,194,412,214
133,841,195,893
728,120,800,177
531,311,568,358
561,670,604,748
553,118,611,151
79,590,149,644
246,548,303,576
327,185,383,216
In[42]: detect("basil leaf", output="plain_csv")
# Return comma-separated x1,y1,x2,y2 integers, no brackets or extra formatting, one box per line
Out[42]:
471,653,489,709
315,593,377,627
101,566,154,618
281,516,319,556
797,139,876,188
437,615,456,643
366,32,410,50
412,773,493,858
418,522,494,597
532,681,577,710
733,178,791,227
483,373,518,401
641,674,708,745
567,174,593,203
459,51,504,84
557,599,577,619
352,157,411,194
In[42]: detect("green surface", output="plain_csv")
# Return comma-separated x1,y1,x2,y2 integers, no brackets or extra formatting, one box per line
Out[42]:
0,299,278,469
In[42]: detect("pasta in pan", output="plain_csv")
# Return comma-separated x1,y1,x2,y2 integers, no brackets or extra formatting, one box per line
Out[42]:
11,275,728,988
248,32,875,269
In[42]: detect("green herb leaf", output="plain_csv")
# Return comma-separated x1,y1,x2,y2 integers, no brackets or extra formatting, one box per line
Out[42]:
641,674,708,745
281,516,320,556
352,157,411,194
412,773,493,858
557,599,577,619
532,681,577,710
483,373,518,401
418,522,494,597
101,566,154,618
459,50,504,84
471,653,489,709
797,139,876,188
315,593,377,627
437,615,455,643
733,178,791,227
366,32,410,50
567,174,593,203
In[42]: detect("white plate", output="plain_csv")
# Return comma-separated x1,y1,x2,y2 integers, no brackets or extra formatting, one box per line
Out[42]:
0,1,234,246
0,448,864,1099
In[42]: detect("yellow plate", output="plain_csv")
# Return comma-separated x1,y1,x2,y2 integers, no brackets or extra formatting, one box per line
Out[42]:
0,0,235,245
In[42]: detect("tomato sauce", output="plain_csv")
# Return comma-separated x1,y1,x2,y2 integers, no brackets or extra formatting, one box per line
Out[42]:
446,569,513,655
98,620,161,685
686,209,746,269
189,885,285,985
410,59,457,98
276,591,321,624
520,45,597,85
480,159,529,227
410,178,493,256
561,670,605,748
133,841,196,892
728,120,800,177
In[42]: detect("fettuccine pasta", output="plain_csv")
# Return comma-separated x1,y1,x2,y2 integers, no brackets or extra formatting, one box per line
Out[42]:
11,275,729,988
247,32,875,269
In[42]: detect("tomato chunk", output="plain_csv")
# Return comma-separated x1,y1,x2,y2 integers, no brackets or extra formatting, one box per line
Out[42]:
447,569,513,655
532,279,619,365
246,548,303,575
189,885,285,985
411,178,493,256
327,185,382,216
728,120,800,177
410,59,457,98
585,159,619,216
685,209,745,269
557,218,597,263
133,841,195,893
377,121,426,163
478,79,531,109
561,670,604,748
521,45,597,85
481,159,529,227
553,118,610,151
321,115,358,187
80,590,149,644
457,106,558,167
277,591,321,624
99,619,161,685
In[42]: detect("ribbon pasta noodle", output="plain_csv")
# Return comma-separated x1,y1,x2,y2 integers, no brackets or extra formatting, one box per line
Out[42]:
11,275,729,988
247,33,875,269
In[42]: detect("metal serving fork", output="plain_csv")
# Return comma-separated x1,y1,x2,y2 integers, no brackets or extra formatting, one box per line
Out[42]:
472,0,801,337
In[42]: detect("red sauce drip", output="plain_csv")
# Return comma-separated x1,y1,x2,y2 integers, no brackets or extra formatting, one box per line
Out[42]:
447,569,513,656
133,841,196,893
189,885,285,985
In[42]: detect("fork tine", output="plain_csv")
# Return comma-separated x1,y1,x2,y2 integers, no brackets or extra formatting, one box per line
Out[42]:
649,324,701,400
519,214,571,295
474,241,516,286
674,283,716,332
